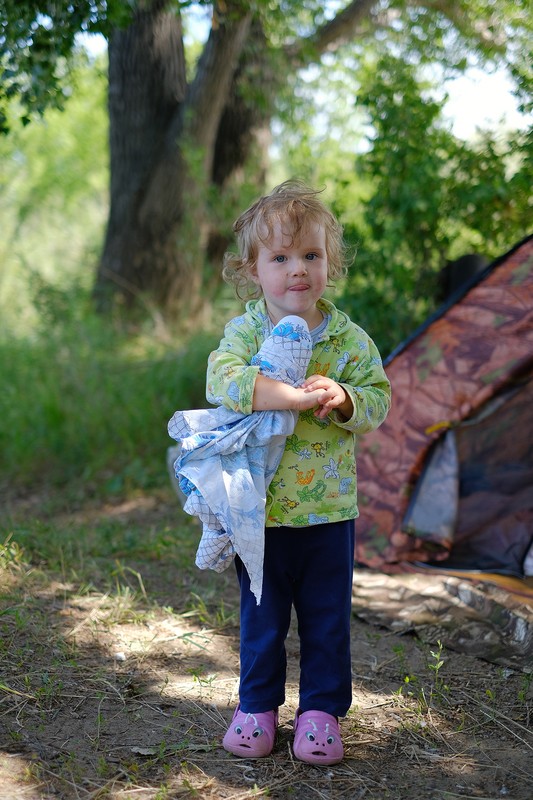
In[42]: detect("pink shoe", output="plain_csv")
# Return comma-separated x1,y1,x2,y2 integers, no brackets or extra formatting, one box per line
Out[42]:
293,709,344,765
222,705,278,758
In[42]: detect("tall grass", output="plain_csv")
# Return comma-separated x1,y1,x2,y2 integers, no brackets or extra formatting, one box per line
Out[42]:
0,281,219,499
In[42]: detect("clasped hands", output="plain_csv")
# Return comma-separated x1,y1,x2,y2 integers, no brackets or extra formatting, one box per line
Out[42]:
298,374,352,420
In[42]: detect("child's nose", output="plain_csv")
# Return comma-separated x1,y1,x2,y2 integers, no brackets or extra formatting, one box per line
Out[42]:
291,258,308,275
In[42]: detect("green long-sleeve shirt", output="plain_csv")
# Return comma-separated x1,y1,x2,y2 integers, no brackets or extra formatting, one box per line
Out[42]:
206,298,391,527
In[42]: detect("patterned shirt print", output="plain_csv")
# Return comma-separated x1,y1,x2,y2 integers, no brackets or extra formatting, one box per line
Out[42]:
206,298,391,527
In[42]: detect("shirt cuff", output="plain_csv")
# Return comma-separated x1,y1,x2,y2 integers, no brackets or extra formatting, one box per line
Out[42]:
329,384,358,428
239,365,260,414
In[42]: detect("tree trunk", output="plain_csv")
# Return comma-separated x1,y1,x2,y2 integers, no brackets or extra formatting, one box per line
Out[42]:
93,1,186,312
93,1,393,318
206,18,277,270
94,0,252,316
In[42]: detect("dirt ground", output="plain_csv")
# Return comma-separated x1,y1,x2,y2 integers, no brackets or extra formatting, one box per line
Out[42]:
1,494,532,800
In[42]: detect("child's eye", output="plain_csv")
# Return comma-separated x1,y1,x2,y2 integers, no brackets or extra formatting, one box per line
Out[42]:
305,253,318,261
274,255,286,263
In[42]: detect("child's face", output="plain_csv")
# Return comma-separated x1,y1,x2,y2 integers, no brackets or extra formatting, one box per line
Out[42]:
251,218,328,327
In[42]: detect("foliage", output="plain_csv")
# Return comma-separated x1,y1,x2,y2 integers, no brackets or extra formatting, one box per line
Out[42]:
0,0,131,131
0,54,109,327
356,56,452,262
0,279,219,495
2,0,531,318
335,56,532,355
332,56,457,353
446,128,533,249
3,0,530,145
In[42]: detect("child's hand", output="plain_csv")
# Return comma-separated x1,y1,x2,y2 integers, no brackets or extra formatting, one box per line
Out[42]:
252,374,352,419
301,375,352,419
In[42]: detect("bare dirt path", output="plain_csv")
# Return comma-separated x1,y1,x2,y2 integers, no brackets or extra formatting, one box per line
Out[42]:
1,494,532,799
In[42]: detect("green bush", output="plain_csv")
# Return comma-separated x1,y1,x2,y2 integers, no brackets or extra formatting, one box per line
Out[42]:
0,283,219,497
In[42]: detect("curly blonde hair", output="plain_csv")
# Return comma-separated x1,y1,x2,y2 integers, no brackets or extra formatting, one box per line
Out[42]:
223,180,349,300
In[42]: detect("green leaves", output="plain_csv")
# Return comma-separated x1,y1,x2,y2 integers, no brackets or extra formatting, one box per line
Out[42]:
0,0,134,131
335,53,532,355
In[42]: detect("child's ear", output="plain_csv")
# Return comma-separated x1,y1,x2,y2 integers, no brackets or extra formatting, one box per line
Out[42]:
249,264,260,285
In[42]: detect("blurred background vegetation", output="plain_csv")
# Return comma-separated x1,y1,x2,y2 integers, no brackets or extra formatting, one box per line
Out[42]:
1,1,531,505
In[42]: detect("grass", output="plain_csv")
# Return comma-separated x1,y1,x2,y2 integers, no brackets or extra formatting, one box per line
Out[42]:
0,284,220,498
3,513,186,576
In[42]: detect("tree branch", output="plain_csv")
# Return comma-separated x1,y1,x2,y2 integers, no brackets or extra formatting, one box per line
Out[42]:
286,0,510,70
408,0,508,51
313,0,377,51
286,0,377,63
183,2,253,157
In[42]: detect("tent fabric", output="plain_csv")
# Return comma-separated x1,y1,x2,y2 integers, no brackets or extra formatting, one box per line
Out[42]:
355,235,533,575
351,570,533,671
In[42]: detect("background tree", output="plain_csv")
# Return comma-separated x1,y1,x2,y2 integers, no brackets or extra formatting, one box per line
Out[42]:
0,52,108,327
1,0,532,319
331,55,532,351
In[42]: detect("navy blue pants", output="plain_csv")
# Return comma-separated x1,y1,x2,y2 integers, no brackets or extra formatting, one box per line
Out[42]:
235,519,355,717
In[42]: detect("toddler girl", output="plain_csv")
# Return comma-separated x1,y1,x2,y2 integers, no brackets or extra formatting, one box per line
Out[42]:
188,180,390,764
